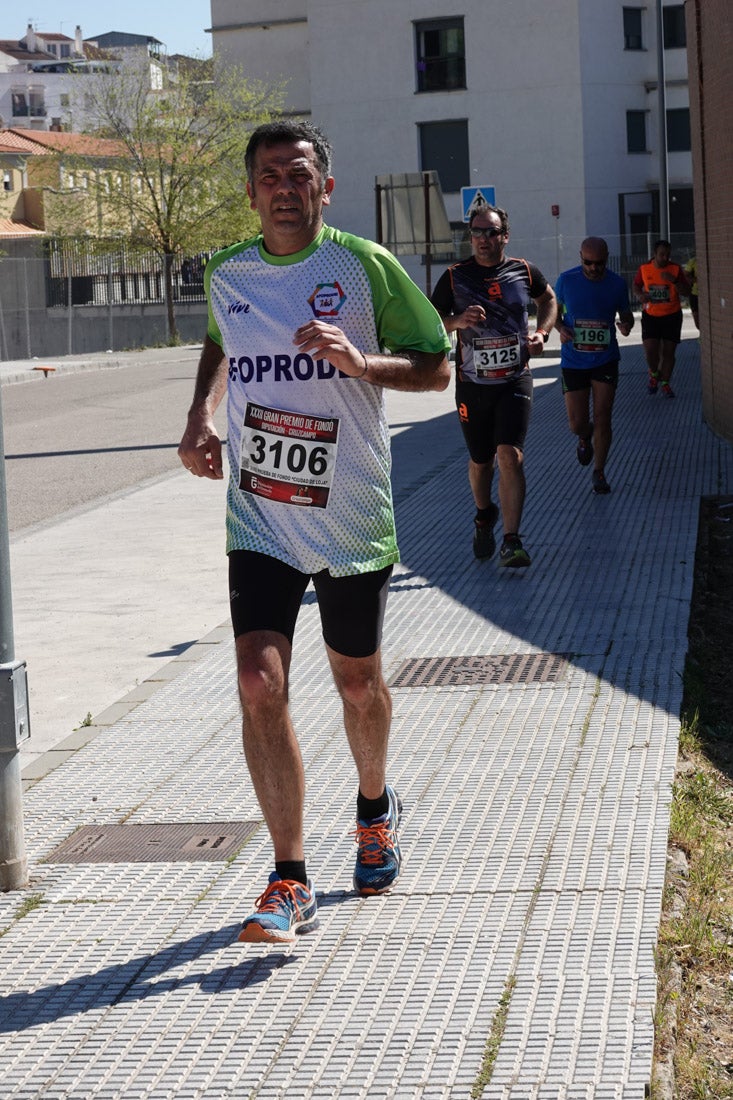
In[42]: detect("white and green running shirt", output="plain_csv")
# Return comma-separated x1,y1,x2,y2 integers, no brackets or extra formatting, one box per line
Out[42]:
205,224,450,576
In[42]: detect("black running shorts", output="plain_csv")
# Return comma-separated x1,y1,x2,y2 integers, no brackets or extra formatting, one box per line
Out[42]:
455,372,533,464
228,550,393,658
561,361,619,393
640,310,683,344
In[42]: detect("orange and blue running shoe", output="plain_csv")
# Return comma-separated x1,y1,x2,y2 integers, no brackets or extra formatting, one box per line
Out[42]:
238,873,318,944
353,785,402,895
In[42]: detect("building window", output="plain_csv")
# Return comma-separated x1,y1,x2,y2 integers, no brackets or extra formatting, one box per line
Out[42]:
418,119,469,193
623,7,644,50
60,43,71,58
29,88,46,118
629,212,651,255
626,110,648,153
667,108,691,152
415,18,465,92
60,93,70,107
3,171,12,192
11,90,28,116
663,5,686,48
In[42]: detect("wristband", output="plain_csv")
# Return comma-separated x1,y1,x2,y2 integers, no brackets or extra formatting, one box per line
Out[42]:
359,351,369,378
536,329,549,343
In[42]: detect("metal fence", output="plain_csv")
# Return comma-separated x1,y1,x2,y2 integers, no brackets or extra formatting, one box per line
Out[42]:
25,235,700,311
44,239,211,308
0,248,210,362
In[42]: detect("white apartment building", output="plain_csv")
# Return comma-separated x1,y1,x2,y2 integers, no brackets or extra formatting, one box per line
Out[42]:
209,0,693,284
0,24,165,135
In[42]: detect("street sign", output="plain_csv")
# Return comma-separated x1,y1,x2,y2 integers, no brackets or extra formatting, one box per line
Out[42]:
461,185,496,222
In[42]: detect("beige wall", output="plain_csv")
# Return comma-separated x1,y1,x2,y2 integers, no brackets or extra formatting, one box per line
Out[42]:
686,0,733,443
0,163,26,220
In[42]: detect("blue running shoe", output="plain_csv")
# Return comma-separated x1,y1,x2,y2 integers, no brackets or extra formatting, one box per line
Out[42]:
353,785,402,895
238,872,318,944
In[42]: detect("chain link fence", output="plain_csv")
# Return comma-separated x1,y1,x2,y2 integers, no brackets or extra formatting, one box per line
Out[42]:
0,241,213,360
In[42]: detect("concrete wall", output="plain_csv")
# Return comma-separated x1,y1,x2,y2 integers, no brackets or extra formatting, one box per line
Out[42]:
686,0,733,443
210,0,309,111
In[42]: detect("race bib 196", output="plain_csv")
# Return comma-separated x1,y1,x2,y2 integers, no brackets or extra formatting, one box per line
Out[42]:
239,401,339,509
573,320,610,352
473,333,521,377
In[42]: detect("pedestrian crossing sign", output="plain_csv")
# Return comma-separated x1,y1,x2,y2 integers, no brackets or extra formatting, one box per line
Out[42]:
461,185,496,222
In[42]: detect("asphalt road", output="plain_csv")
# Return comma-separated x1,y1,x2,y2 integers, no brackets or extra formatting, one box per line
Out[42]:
3,350,214,532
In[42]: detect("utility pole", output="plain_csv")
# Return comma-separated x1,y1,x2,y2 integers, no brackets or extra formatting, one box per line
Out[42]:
0,381,30,892
656,0,670,240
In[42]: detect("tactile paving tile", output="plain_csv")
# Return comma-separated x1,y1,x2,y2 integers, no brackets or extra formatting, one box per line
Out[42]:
2,336,732,1098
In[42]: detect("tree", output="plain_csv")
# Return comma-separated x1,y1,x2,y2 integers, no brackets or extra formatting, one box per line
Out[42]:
61,57,283,343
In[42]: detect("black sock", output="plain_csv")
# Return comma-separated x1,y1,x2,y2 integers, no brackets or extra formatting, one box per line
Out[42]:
275,860,308,886
475,505,495,524
357,789,389,822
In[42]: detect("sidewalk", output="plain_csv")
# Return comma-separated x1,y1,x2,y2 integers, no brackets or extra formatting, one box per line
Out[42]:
0,344,204,387
2,321,730,1098
1,341,231,765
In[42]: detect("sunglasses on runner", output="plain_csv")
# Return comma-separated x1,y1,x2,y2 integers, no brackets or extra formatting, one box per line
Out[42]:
470,226,503,239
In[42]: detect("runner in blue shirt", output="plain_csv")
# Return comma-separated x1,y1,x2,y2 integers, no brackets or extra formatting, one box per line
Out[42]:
555,238,634,495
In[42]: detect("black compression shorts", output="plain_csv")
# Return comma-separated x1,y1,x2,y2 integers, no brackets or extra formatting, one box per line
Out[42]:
228,550,393,658
561,361,619,393
641,311,683,344
455,372,533,463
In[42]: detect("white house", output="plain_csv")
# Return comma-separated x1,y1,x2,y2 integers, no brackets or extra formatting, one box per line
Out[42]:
209,0,693,284
0,24,166,134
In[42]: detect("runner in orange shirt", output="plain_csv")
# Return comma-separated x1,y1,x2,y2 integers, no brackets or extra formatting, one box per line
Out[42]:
633,240,691,398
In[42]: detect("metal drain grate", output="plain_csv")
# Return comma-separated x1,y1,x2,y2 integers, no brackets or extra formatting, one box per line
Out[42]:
44,821,260,864
388,653,571,688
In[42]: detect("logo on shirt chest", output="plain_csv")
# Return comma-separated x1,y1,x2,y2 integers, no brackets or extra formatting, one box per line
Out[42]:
309,281,346,318
485,280,502,300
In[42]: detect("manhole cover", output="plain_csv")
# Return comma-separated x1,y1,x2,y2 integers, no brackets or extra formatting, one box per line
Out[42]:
389,653,570,688
44,821,260,864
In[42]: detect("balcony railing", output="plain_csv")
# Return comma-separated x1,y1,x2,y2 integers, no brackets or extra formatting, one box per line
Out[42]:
11,105,47,118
